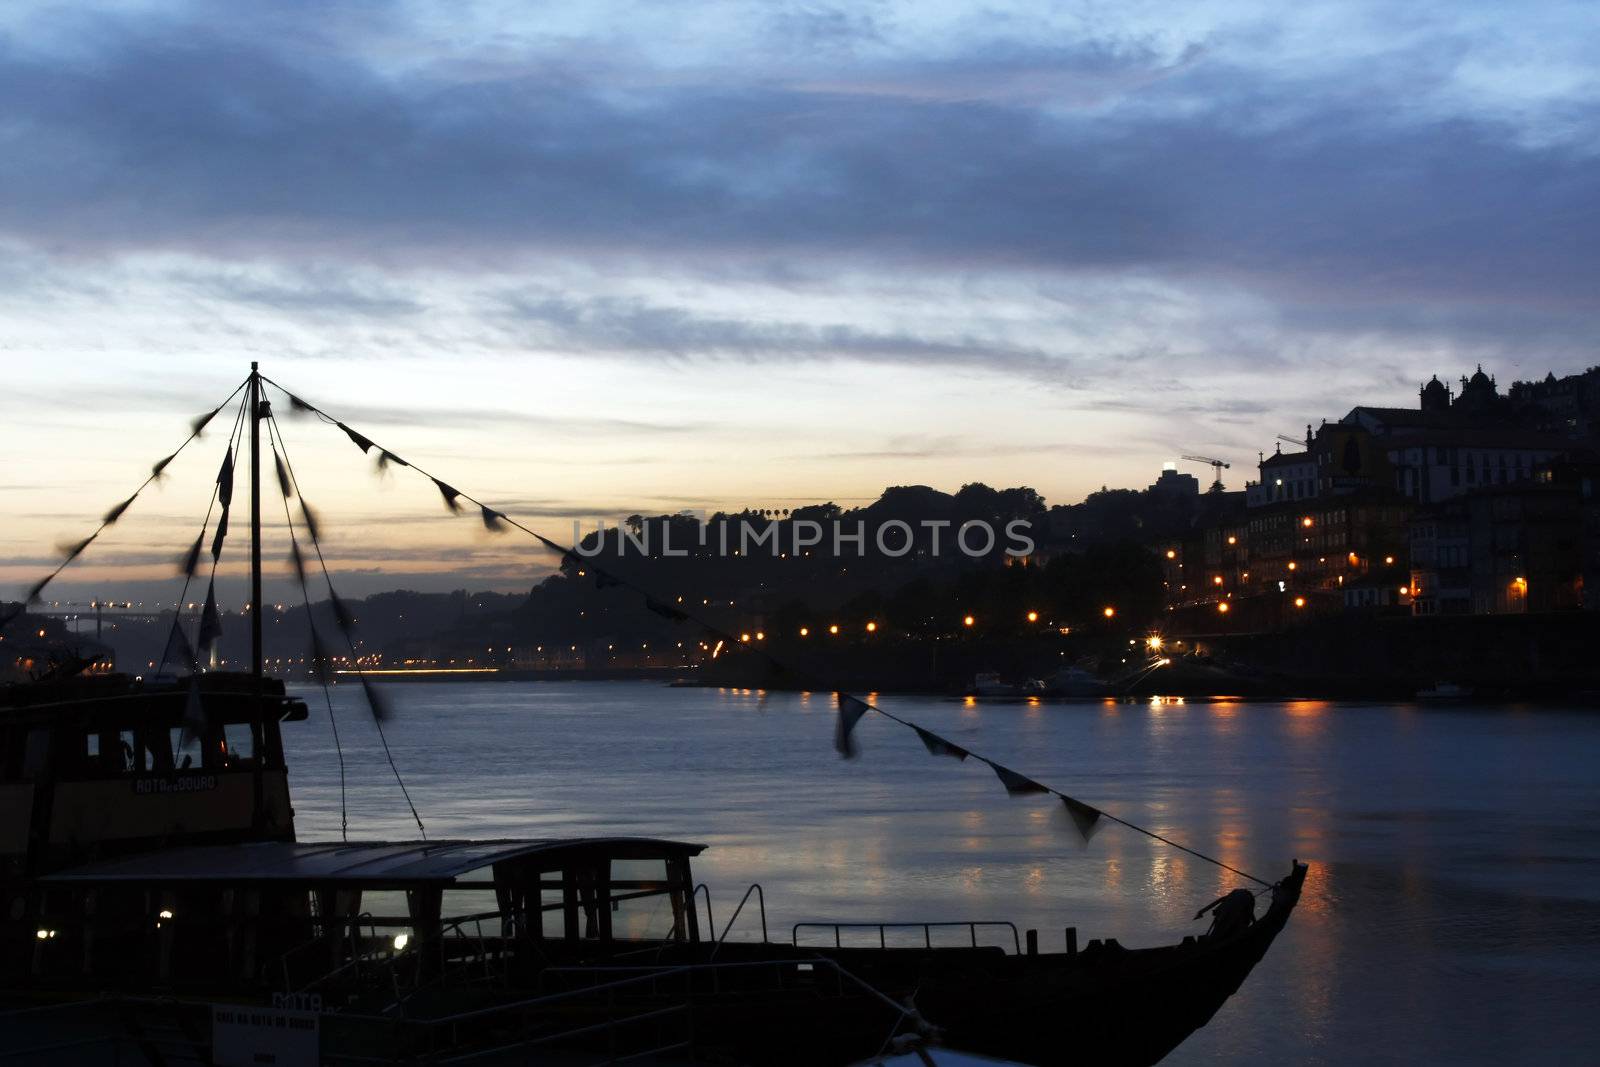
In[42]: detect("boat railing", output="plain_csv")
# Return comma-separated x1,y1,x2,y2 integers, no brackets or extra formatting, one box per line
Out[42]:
792,920,1022,953
693,881,715,940
708,882,768,957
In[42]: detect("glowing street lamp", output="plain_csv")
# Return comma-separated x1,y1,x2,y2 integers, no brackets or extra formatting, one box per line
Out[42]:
962,615,975,628
1102,606,1116,619
828,624,840,635
1293,596,1306,608
1146,635,1164,651
865,621,877,633
799,627,810,637
1026,611,1039,623
1217,602,1230,614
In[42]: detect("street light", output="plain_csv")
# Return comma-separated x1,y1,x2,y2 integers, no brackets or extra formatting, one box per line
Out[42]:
1026,611,1038,623
1102,606,1115,618
962,615,975,628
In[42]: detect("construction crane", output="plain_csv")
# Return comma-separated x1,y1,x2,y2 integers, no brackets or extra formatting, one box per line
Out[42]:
1181,455,1230,492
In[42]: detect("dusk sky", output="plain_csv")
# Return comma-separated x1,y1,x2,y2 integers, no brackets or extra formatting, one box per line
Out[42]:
3,0,1597,601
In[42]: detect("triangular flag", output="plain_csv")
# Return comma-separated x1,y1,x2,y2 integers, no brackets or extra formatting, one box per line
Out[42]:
25,576,50,605
152,451,178,478
989,762,1049,796
299,500,321,544
1061,795,1105,843
286,392,317,415
835,694,871,758
103,494,137,526
197,580,223,656
480,505,507,532
179,532,203,577
191,404,221,437
210,509,229,561
432,479,463,514
217,447,235,510
288,541,308,587
375,449,409,472
913,725,969,761
338,422,374,453
162,622,196,673
273,450,293,499
57,534,96,563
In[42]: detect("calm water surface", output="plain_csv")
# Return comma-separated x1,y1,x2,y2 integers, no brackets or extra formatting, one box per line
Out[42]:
284,682,1600,1065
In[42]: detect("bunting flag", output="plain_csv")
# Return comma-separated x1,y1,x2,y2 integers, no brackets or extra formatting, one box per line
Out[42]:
274,451,293,499
56,534,96,564
161,621,196,673
835,693,871,758
210,510,229,561
376,449,409,472
299,500,322,544
191,404,222,437
102,494,137,526
286,392,317,416
25,576,49,605
288,542,307,586
988,761,1049,796
217,448,235,510
644,597,689,622
432,478,463,514
480,505,507,532
338,422,375,454
152,451,178,479
914,725,970,761
197,580,223,656
360,676,392,722
179,532,204,577
1061,796,1105,843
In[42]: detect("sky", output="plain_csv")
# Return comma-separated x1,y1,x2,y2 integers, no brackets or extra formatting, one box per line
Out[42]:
2,0,1598,603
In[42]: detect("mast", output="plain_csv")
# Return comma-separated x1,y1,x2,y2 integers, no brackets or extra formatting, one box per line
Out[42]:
250,362,263,683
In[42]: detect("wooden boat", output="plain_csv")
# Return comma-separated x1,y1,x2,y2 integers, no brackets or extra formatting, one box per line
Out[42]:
0,366,1307,1064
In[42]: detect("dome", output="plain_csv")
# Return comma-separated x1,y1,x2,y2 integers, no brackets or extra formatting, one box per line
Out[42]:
1469,364,1491,387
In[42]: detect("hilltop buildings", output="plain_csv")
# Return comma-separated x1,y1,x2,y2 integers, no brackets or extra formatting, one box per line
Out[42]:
1161,365,1600,626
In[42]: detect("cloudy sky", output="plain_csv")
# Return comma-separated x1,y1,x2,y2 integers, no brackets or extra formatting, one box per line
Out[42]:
2,0,1597,601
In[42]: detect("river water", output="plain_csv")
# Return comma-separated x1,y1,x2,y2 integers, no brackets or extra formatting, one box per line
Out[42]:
283,682,1600,1065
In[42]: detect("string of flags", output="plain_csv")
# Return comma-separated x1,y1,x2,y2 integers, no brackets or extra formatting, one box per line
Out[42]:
1,381,247,635
262,375,1271,886
267,411,423,837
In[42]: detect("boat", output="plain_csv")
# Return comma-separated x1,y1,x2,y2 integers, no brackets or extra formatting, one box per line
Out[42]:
1044,666,1110,697
0,365,1308,1064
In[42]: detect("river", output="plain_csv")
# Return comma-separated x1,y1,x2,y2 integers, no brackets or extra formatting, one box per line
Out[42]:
283,681,1600,1064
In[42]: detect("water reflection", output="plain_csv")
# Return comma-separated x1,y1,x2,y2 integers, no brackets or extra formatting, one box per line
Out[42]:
283,683,1600,1065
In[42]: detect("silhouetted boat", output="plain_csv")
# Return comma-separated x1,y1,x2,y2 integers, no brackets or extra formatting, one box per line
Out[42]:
0,366,1307,1064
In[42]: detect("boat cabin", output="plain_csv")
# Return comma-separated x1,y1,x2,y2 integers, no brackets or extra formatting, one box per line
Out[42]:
20,837,705,993
0,672,305,879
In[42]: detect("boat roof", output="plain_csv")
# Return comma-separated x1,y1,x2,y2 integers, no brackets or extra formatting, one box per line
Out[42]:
40,837,705,886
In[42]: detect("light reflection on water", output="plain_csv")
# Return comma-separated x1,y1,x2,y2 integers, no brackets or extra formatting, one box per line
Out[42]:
285,682,1600,1064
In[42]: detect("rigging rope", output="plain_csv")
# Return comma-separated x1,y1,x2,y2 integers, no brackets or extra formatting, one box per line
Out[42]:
156,388,249,675
1,377,251,634
267,423,350,843
260,375,1273,890
267,411,424,839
